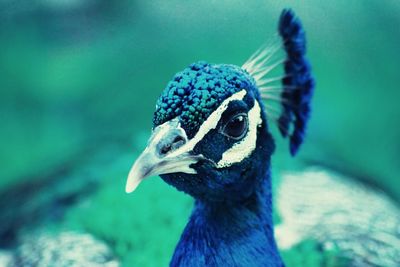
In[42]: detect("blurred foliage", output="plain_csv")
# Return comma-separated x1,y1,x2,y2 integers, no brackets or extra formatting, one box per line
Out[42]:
0,0,399,266
65,172,192,267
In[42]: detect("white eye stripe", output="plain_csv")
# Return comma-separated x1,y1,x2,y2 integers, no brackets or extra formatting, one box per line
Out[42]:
216,100,262,168
166,89,247,158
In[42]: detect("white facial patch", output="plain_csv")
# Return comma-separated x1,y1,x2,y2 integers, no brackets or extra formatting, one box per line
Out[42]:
216,100,262,168
126,89,261,193
167,89,247,158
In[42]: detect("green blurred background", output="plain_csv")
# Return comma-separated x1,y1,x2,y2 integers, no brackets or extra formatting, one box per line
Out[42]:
0,1,399,266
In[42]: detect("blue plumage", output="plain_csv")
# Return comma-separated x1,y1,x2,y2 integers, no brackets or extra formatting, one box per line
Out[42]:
152,63,283,265
170,178,283,267
278,9,315,155
155,65,282,265
126,8,314,267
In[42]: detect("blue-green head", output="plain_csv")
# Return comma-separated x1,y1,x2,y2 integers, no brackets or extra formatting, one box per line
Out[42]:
125,9,314,203
151,62,275,202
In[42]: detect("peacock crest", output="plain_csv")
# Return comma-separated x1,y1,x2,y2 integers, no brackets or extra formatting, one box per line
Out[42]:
243,9,315,155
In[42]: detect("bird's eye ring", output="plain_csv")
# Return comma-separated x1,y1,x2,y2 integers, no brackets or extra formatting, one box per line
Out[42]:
221,113,248,140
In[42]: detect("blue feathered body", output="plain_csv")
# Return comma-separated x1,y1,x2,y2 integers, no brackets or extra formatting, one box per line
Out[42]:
170,175,283,267
152,8,313,267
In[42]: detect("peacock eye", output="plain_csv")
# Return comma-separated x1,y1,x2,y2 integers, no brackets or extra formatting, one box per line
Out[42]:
222,113,248,139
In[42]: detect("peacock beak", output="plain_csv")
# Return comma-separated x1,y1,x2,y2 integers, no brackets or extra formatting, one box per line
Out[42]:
125,119,204,193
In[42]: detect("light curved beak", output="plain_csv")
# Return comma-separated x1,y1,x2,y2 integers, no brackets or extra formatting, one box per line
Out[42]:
125,119,204,193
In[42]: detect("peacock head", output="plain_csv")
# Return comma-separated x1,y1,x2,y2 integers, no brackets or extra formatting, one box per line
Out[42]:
125,9,314,202
126,62,275,201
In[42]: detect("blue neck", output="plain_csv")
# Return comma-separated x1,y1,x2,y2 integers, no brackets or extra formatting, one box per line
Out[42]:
170,175,283,267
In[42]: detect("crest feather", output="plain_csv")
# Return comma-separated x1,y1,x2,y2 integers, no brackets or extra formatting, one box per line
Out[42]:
242,9,315,156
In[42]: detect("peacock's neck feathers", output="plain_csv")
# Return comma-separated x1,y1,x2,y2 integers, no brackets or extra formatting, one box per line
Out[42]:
170,174,283,267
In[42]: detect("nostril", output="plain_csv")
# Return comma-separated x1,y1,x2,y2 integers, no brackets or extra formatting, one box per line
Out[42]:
173,135,185,145
160,143,172,155
159,134,186,156
171,135,186,150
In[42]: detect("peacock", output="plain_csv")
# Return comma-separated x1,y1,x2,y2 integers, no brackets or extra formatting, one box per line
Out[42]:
125,8,400,266
1,7,398,267
125,9,314,267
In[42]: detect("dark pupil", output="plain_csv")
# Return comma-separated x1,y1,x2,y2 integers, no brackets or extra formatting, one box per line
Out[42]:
225,115,246,138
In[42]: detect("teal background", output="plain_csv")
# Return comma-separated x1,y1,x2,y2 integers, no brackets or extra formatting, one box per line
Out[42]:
0,1,399,266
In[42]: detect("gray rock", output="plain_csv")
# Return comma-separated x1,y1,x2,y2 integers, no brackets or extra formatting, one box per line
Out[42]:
8,231,120,267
